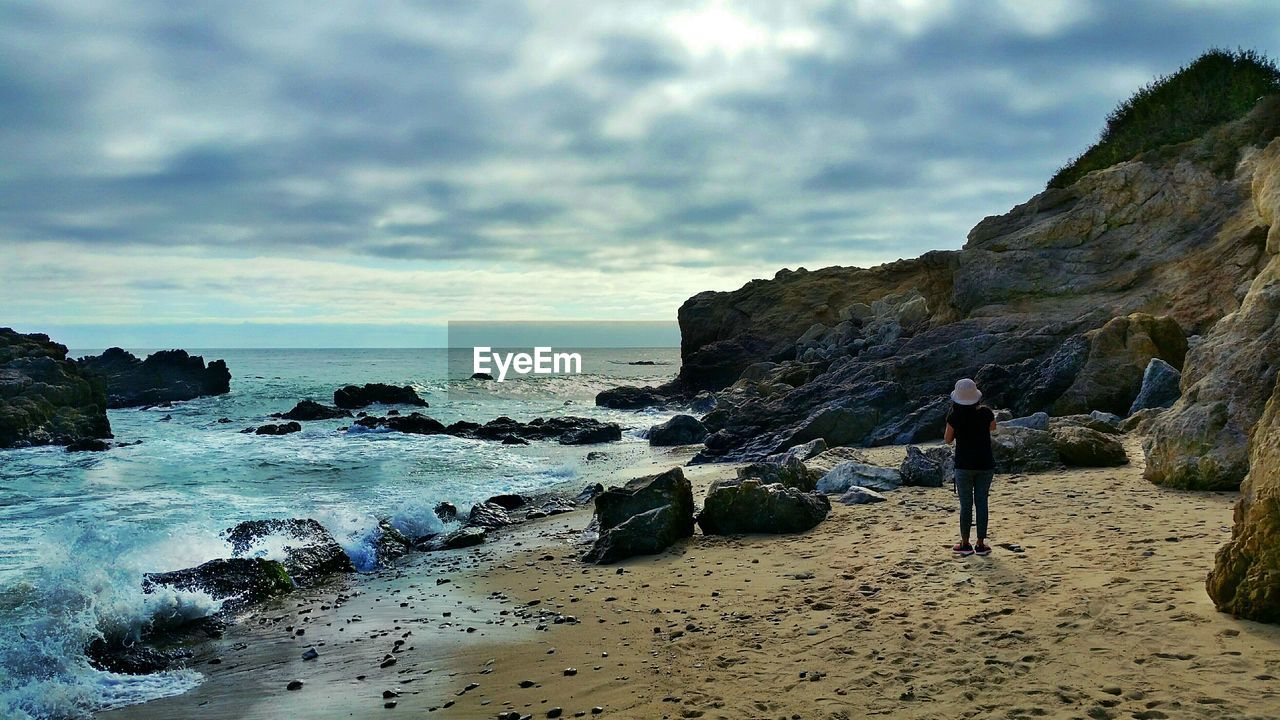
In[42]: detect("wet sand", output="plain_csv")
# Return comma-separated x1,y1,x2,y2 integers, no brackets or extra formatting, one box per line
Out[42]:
102,438,1280,719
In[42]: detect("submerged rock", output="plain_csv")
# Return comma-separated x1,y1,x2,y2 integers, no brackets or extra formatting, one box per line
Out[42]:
333,383,427,409
1050,426,1129,466
254,421,301,436
273,400,351,421
647,414,708,446
1128,357,1182,415
697,479,831,535
76,347,230,409
223,518,354,586
0,328,111,449
65,438,110,452
816,461,901,493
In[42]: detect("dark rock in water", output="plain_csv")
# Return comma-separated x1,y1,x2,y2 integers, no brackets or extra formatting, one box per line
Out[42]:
434,502,459,523
333,383,427,409
470,372,495,380
816,461,901,493
560,423,622,445
1050,426,1128,467
584,468,695,564
419,526,486,551
254,421,301,436
593,468,695,535
763,438,827,465
1129,358,1182,415
223,518,354,586
85,638,193,675
697,479,831,535
736,457,818,492
273,400,351,421
573,483,605,505
375,519,414,566
485,493,528,510
466,502,514,529
501,435,529,445
581,505,683,563
76,347,230,409
898,446,953,487
356,412,446,435
595,385,671,409
647,414,708,446
690,391,717,413
144,558,294,613
65,438,110,452
0,328,111,449
992,426,1061,473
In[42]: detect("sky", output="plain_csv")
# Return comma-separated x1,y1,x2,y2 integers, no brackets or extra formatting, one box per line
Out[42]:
4,0,1280,347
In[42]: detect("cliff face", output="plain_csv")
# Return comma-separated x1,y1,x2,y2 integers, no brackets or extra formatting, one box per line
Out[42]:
0,328,111,448
662,100,1279,465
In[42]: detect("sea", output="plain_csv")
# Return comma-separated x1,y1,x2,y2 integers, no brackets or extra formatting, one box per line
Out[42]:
0,347,681,720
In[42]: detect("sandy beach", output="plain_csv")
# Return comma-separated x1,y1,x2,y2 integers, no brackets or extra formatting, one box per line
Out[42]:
98,437,1280,720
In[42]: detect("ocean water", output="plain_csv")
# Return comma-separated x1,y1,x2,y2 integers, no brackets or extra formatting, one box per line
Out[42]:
0,347,681,720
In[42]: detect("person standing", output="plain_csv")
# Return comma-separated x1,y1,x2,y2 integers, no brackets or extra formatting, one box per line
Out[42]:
943,378,996,556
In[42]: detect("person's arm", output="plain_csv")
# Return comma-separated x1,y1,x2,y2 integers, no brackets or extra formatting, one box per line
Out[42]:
944,423,955,445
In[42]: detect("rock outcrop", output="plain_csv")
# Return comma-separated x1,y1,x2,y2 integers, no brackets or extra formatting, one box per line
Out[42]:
697,479,831,535
144,557,294,613
273,400,351,421
0,328,111,448
352,413,623,445
77,347,230,408
583,468,694,563
333,383,427,409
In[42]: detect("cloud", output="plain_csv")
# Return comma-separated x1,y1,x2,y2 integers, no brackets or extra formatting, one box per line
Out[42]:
3,0,1279,340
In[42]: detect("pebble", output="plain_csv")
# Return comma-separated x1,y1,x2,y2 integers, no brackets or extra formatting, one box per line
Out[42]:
286,680,304,691
301,647,319,661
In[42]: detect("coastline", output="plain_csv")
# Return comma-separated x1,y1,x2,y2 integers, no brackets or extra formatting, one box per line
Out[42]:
99,438,1280,719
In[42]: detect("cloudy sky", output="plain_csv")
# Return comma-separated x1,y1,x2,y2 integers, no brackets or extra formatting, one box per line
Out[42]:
4,0,1279,347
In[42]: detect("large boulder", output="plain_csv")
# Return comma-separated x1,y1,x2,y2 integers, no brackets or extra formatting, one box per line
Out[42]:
763,438,828,464
560,423,623,445
1049,313,1186,416
466,502,515,529
1001,412,1049,431
1128,358,1183,415
992,426,1060,473
697,479,831,535
0,328,111,448
1206,372,1280,623
333,383,427,409
77,347,230,409
816,461,901,493
583,468,695,563
898,445,953,487
647,414,708,446
736,456,818,492
273,400,351,421
144,557,294,613
223,519,354,586
1049,426,1129,467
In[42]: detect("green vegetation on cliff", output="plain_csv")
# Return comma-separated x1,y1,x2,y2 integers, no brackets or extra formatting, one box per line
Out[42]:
1050,48,1280,188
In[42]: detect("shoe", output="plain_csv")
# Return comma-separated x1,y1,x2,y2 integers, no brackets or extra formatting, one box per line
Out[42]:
952,542,974,556
974,542,992,556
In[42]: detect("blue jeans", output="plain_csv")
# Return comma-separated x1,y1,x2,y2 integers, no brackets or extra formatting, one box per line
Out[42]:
955,469,994,541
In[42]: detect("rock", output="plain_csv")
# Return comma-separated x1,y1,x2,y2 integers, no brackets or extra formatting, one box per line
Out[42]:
689,391,717,413
735,457,818,492
1121,407,1166,434
992,426,1060,473
898,446,953,487
0,328,111,449
273,400,351,421
287,680,304,691
85,639,192,675
594,385,670,409
76,347,230,409
333,383,427,409
485,493,528,510
837,487,889,504
647,414,708,446
582,505,687,563
763,438,828,464
1048,414,1123,435
65,438,110,452
1049,313,1186,416
1050,426,1129,466
1206,372,1280,623
466,502,515,529
1001,412,1049,431
573,483,605,505
816,461,901,493
355,412,446,435
223,518,354,586
559,423,622,445
470,372,494,380
419,526,487,551
301,647,319,661
1128,358,1183,415
374,519,414,565
254,421,301,436
803,447,868,475
698,479,831,534
144,558,294,613
434,502,459,524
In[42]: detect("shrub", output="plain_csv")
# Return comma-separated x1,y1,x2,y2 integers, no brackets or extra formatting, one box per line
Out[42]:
1049,48,1280,188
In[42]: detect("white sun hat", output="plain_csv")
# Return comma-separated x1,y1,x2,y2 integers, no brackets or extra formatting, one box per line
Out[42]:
950,378,982,405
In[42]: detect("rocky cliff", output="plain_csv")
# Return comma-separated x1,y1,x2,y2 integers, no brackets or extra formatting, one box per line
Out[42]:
0,328,111,448
633,99,1280,465
77,347,231,408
